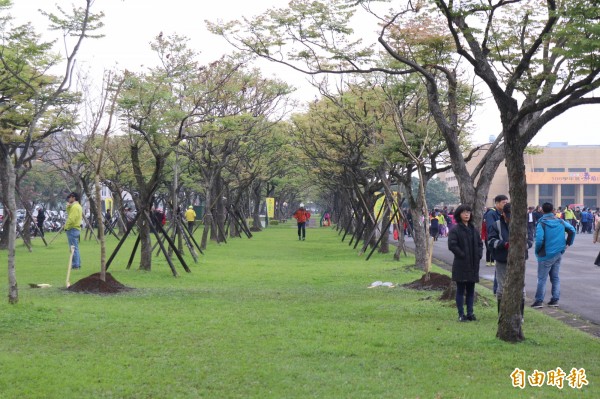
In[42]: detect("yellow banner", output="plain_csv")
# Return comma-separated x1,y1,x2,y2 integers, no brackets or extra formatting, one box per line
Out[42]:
104,198,113,213
526,172,600,184
374,192,399,222
266,197,275,218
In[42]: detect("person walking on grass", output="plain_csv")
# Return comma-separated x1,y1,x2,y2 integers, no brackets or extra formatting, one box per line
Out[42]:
532,202,576,309
184,205,196,233
448,204,483,322
293,204,311,241
36,206,46,237
65,192,83,270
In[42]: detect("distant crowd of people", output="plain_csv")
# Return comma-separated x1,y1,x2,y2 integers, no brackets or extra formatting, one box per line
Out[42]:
526,205,599,236
429,208,454,241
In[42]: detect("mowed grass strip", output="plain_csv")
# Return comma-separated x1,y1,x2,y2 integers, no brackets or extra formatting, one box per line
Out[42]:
0,225,598,398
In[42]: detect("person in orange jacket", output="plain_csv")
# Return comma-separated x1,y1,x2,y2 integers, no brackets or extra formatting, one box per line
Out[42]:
293,203,311,241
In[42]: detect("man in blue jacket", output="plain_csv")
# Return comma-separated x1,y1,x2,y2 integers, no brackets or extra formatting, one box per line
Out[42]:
532,202,576,308
580,208,592,234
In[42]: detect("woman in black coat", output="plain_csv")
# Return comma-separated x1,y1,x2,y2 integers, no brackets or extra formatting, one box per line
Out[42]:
447,204,483,322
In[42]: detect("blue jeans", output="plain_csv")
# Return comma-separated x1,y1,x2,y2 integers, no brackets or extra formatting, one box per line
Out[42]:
535,253,561,302
66,229,81,268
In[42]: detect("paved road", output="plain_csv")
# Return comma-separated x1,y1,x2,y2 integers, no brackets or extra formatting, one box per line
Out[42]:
402,233,600,325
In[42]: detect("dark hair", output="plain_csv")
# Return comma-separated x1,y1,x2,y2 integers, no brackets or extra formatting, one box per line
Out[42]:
494,195,508,203
503,203,511,215
542,202,554,213
453,204,473,224
67,192,79,201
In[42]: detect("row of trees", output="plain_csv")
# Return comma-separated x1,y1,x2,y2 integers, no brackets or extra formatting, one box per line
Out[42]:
2,0,599,345
210,0,600,342
0,3,312,304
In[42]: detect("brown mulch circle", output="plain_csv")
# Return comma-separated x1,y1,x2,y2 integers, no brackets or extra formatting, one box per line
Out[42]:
439,281,486,304
440,283,458,301
403,272,452,291
67,272,133,294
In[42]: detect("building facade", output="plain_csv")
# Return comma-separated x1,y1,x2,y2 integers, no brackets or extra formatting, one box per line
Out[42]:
441,142,600,209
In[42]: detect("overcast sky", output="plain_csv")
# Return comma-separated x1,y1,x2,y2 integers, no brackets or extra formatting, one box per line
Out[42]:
9,0,598,146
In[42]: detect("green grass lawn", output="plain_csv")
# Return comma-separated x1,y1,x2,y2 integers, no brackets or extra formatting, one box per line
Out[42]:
0,225,598,398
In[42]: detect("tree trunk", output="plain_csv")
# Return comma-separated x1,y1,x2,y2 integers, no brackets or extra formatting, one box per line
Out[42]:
411,209,429,269
111,191,127,236
81,184,101,240
208,184,221,242
138,212,153,271
251,182,263,231
378,204,390,254
0,153,19,303
397,173,430,271
22,212,33,248
214,181,226,242
455,145,506,230
130,142,166,271
94,173,106,281
129,192,155,272
496,136,528,342
200,187,212,250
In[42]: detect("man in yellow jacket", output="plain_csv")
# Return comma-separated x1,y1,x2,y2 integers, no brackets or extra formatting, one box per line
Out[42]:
65,192,83,269
563,206,577,229
184,205,196,233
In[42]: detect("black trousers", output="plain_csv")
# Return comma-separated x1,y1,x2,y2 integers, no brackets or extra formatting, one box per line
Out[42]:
297,222,306,238
528,222,535,239
456,281,475,316
37,222,44,237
